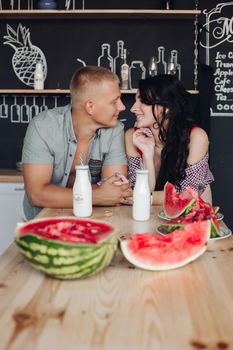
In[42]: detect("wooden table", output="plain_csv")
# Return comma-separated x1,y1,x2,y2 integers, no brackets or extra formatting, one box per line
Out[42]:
0,206,233,350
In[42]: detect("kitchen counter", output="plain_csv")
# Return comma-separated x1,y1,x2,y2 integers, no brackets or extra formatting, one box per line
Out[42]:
0,169,23,183
0,206,233,350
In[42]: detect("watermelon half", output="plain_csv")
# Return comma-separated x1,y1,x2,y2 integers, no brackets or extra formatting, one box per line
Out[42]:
164,182,197,219
120,221,210,271
15,217,118,279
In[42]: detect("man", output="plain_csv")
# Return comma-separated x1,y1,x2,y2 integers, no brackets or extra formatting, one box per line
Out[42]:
22,66,132,219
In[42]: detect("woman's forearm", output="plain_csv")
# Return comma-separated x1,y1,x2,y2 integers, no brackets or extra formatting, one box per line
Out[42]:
142,155,156,191
151,190,164,206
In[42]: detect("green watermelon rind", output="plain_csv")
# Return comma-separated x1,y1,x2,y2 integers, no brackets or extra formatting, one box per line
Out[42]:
164,198,197,219
31,248,113,279
15,217,118,279
120,221,211,271
157,224,185,234
210,220,221,238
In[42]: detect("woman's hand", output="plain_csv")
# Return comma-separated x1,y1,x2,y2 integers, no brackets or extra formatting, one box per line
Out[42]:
132,128,155,157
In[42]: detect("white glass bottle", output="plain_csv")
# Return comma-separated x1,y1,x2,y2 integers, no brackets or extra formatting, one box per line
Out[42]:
34,62,44,90
121,49,129,90
73,165,92,218
165,0,173,10
133,170,151,221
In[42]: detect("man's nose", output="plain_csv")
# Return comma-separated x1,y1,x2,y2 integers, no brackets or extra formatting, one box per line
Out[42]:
118,99,126,112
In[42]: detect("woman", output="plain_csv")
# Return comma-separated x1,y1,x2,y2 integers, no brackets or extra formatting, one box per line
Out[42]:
125,74,214,205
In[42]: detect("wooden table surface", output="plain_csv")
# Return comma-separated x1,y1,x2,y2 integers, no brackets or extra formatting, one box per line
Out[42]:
0,206,233,350
0,169,23,183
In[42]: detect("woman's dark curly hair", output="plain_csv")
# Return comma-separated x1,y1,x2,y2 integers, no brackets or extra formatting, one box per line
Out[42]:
138,74,194,190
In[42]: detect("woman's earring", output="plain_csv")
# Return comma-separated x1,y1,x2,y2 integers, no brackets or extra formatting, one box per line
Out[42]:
153,122,159,129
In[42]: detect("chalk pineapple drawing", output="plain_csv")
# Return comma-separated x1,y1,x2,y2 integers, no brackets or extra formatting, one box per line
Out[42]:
4,23,47,87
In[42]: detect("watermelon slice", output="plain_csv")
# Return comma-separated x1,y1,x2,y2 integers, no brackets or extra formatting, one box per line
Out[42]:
158,220,219,239
164,182,197,219
163,183,221,238
158,203,220,239
120,221,211,271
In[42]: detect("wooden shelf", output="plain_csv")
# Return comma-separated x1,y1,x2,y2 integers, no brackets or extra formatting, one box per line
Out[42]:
0,9,201,20
0,89,199,95
0,89,70,94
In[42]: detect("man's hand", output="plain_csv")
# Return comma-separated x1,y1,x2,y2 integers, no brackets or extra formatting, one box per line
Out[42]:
110,172,129,186
93,173,132,206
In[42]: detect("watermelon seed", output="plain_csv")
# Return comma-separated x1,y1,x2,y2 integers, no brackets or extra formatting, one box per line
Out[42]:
217,341,229,349
91,229,98,234
190,340,207,349
128,265,135,269
119,234,131,241
13,312,36,327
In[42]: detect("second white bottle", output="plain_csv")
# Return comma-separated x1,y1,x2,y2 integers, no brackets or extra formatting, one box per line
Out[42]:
34,62,44,90
73,165,92,218
133,169,151,221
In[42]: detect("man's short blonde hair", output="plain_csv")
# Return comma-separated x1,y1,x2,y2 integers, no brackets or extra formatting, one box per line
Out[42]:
70,66,119,107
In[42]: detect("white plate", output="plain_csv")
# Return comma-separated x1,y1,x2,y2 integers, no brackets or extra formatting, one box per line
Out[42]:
156,225,232,240
211,227,232,241
216,212,224,221
158,210,224,222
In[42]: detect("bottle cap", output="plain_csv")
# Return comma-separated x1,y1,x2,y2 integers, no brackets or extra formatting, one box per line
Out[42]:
75,165,89,170
136,169,149,174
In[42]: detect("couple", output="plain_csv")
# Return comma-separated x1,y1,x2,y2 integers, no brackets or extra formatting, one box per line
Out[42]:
22,66,214,220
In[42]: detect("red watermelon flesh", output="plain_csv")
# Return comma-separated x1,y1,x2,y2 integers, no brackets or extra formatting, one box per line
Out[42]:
18,218,113,244
120,221,210,271
164,182,197,219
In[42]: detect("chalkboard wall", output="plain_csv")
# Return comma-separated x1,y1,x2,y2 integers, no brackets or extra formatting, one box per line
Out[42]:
0,0,196,167
199,1,233,230
1,0,233,229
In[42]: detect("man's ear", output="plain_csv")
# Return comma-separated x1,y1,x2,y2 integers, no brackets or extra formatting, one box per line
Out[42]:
84,100,94,115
